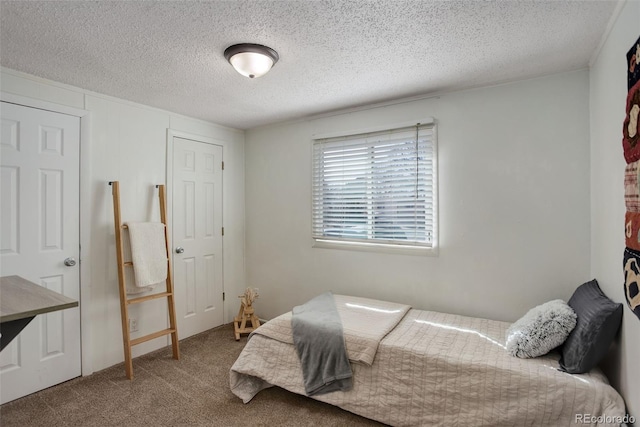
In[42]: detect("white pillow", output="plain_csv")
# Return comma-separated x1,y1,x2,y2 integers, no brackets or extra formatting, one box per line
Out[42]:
506,299,577,358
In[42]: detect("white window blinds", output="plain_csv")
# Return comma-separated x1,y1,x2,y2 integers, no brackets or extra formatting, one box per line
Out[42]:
312,123,436,248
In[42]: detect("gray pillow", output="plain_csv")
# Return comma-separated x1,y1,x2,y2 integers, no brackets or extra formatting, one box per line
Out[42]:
506,299,577,358
559,279,623,374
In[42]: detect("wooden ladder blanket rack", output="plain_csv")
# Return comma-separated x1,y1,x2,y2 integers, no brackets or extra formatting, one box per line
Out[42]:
110,181,180,379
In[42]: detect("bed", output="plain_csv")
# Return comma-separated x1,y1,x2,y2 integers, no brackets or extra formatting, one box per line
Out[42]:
230,294,626,426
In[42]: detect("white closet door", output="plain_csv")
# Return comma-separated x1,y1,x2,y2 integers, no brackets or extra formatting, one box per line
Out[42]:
172,137,224,338
0,102,81,404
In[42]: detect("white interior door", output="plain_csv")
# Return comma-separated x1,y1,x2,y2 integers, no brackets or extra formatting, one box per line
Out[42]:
172,137,224,338
0,102,81,404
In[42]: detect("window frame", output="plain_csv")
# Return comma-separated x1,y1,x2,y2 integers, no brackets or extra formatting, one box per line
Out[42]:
311,119,438,256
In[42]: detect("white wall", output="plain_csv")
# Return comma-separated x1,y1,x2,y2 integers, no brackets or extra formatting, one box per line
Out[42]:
590,0,640,418
245,70,592,323
1,68,246,373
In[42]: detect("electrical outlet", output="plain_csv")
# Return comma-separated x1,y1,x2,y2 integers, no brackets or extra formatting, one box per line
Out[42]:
129,318,139,333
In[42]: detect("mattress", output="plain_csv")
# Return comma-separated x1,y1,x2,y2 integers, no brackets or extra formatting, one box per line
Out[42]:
230,304,626,426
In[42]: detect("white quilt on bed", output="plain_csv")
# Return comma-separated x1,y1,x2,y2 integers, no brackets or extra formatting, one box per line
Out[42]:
230,306,626,427
252,294,411,365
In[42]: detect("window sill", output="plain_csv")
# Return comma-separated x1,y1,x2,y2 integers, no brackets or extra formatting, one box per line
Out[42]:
312,238,438,256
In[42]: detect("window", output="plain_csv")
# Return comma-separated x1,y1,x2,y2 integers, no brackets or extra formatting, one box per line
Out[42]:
312,121,437,252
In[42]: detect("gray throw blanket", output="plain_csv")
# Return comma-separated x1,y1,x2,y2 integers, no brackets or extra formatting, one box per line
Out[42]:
292,292,353,396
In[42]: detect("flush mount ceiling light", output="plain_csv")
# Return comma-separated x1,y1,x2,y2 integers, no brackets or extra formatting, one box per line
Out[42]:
224,43,279,79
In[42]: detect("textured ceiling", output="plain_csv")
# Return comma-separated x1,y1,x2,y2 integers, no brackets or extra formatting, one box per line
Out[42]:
0,1,617,130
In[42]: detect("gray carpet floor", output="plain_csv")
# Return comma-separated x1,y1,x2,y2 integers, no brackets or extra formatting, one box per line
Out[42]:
0,323,383,426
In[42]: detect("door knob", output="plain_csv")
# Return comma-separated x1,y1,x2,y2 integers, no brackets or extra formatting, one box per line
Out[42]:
175,247,184,254
64,257,77,267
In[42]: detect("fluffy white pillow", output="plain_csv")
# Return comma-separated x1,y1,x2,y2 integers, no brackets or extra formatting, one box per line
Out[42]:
506,299,577,358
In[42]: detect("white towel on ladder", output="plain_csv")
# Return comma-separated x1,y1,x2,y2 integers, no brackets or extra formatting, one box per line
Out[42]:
126,222,168,288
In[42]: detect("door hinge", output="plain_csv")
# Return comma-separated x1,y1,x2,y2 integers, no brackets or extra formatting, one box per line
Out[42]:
223,292,225,301
222,227,224,236
222,161,224,170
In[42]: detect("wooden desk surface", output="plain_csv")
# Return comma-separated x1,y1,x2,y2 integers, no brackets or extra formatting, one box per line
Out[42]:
0,275,78,323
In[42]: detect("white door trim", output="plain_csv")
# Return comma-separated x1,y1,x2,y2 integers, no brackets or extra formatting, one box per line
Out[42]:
1,91,94,376
166,129,227,325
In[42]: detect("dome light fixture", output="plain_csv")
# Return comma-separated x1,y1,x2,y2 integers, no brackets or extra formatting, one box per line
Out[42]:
224,43,279,79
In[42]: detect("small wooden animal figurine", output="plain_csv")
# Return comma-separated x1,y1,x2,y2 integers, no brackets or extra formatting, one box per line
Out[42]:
234,287,261,340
